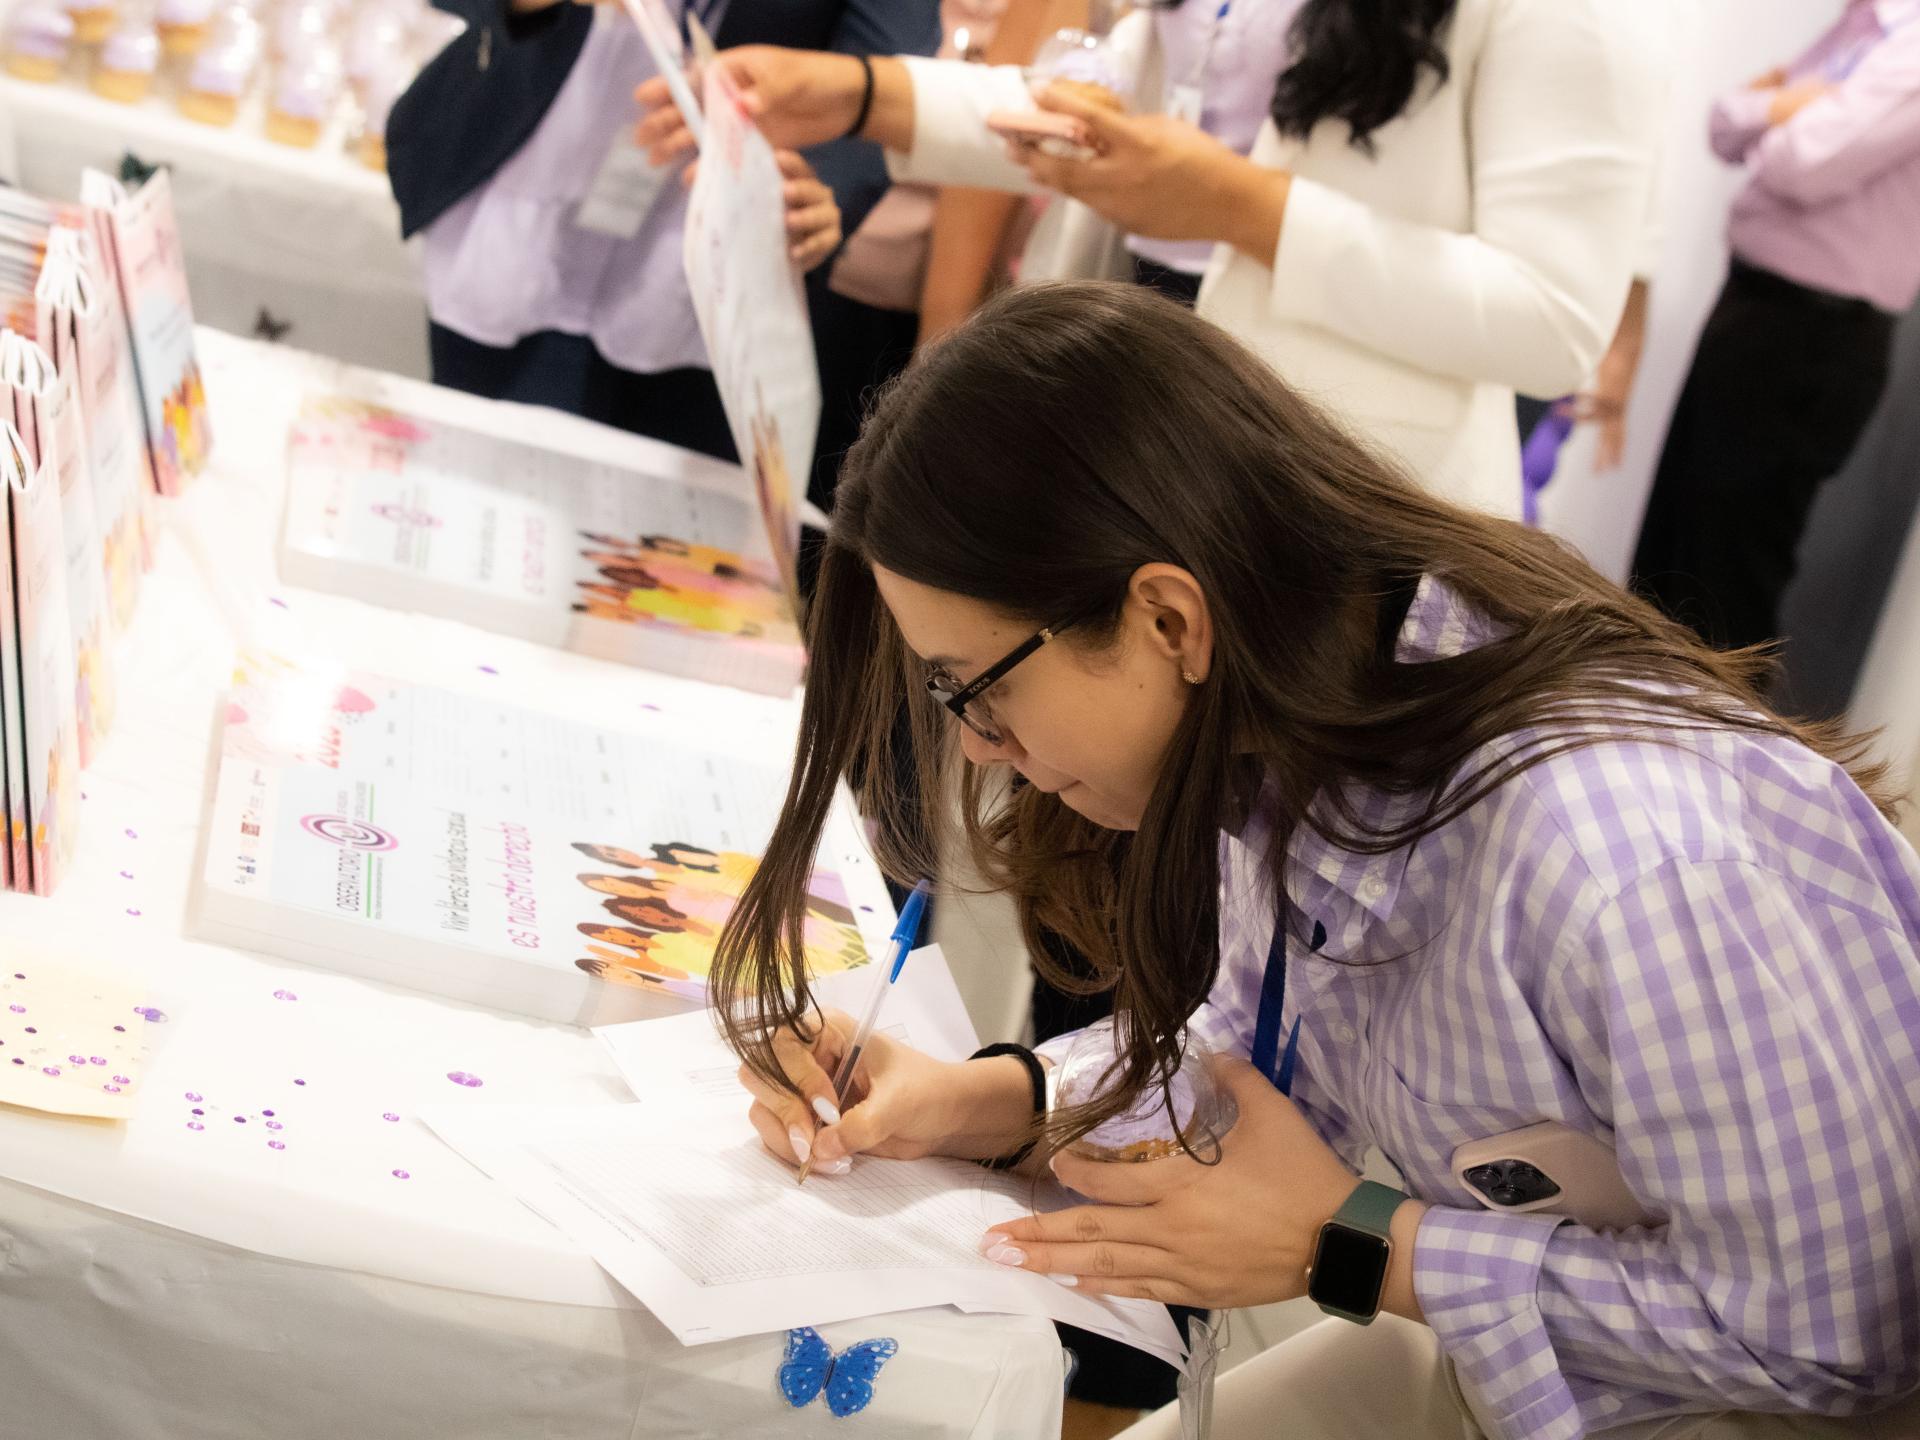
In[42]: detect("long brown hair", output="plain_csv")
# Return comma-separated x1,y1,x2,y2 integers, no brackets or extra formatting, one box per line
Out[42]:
713,282,1896,1154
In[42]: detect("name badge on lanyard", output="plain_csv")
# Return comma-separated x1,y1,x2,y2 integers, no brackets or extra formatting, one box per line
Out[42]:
1250,912,1320,1096
1167,0,1231,126
575,130,673,239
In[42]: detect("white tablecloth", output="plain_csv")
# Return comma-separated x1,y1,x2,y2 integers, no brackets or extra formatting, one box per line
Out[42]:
0,329,1065,1440
1,77,428,378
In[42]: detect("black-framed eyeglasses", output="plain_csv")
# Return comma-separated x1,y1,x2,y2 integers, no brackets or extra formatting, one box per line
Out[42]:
924,626,1063,745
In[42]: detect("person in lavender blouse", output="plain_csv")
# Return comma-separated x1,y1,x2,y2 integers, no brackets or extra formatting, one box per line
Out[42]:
707,284,1920,1440
387,0,938,464
1633,1,1920,658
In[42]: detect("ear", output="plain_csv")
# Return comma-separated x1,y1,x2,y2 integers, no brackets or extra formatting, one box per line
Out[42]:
1127,564,1213,682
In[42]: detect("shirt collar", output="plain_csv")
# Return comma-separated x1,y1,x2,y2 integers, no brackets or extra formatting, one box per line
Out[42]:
1278,574,1499,926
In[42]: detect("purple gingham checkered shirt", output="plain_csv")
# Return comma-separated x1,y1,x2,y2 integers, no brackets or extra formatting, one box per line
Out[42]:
1043,576,1920,1438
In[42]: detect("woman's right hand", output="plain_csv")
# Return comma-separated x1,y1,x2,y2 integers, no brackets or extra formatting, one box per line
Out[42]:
634,47,874,168
739,1009,1038,1176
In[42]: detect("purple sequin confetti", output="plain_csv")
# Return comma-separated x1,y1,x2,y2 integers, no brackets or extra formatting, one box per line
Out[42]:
265,1120,283,1131
113,1025,125,1033
391,1169,410,1180
269,597,289,609
7,1004,22,1014
135,1007,166,1023
125,908,142,917
268,1140,286,1150
478,665,498,675
382,1112,399,1122
124,828,137,840
262,1109,275,1117
293,1078,306,1086
191,1108,203,1116
11,972,22,980
187,1121,203,1131
10,1058,22,1066
112,1075,129,1085
233,1116,247,1124
118,870,133,880
273,990,298,1002
185,1091,203,1102
89,1056,106,1066
103,1084,121,1094
24,1027,35,1034
445,1071,484,1088
42,1066,59,1076
68,1054,85,1065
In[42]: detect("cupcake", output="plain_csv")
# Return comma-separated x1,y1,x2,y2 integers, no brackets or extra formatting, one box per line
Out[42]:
90,21,158,100
63,0,115,45
269,0,330,61
264,48,339,147
353,59,406,170
154,0,212,55
177,35,254,123
4,4,73,80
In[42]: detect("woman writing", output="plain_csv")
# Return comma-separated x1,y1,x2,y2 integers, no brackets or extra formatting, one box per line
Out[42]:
639,0,1667,514
710,284,1920,1439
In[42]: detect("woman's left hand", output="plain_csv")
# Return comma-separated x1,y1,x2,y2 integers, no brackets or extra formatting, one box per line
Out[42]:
980,1056,1378,1308
1014,85,1287,253
778,150,842,271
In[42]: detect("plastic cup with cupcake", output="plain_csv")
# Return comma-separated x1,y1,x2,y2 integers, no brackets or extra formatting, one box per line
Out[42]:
5,2,75,80
177,10,258,124
155,0,214,57
91,18,159,100
1048,1018,1240,1172
264,43,340,147
62,0,116,46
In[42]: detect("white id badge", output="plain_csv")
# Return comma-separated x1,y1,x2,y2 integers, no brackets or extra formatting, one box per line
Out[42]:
574,131,671,238
1167,82,1204,125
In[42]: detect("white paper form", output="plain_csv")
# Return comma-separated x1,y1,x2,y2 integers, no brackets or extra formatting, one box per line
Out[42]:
422,1100,1186,1367
593,943,982,1107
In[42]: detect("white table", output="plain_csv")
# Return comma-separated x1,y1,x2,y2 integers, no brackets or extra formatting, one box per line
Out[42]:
0,328,1065,1440
1,76,429,378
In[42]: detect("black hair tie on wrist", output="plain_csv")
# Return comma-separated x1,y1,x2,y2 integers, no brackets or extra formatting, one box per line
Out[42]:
970,1042,1045,1171
844,53,876,141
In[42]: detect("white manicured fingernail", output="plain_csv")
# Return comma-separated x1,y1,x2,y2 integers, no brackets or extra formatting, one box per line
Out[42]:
1047,1273,1079,1288
817,1155,851,1177
812,1096,842,1126
983,1242,1025,1267
787,1126,811,1164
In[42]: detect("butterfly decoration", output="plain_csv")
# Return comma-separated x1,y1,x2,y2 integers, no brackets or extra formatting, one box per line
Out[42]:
777,1327,899,1418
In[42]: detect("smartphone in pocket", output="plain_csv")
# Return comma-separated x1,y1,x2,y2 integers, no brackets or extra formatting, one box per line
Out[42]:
1452,1122,1660,1232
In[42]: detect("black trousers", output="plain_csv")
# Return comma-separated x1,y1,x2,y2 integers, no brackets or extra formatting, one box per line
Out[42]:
428,324,740,464
1631,260,1895,652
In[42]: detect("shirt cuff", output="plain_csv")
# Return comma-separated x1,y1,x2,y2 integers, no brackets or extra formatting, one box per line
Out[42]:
886,56,1038,191
1414,1205,1582,1440
1708,91,1772,162
1264,174,1364,329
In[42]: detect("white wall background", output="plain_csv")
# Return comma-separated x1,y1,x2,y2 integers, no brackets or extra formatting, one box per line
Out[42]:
1535,0,1836,580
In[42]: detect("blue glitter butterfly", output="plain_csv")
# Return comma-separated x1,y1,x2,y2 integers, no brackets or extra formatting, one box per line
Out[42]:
777,1326,899,1418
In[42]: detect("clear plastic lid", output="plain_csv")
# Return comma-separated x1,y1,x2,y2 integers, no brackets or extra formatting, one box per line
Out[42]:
1050,1017,1238,1166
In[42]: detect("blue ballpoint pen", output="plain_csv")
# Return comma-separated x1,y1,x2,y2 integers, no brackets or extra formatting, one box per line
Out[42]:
795,879,932,1186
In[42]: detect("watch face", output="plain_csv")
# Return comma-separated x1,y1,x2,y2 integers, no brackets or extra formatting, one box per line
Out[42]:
1308,1223,1391,1318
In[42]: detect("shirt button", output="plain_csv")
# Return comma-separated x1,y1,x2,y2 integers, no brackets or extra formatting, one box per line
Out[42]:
1359,876,1387,903
1331,1022,1359,1045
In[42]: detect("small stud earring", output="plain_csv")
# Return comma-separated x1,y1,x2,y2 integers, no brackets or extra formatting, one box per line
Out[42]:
1181,669,1201,686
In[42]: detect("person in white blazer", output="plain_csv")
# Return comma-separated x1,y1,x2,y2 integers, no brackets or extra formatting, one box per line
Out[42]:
638,0,1667,517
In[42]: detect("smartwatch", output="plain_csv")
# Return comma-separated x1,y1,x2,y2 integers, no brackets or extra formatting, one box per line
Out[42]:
1305,1179,1406,1324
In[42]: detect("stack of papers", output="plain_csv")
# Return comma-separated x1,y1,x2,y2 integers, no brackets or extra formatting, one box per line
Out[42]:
424,950,1185,1365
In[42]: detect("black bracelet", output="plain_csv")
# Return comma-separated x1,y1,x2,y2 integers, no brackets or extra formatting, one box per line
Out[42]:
844,54,876,141
970,1042,1045,1171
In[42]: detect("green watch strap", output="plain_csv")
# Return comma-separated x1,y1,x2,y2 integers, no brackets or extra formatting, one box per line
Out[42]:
1332,1179,1406,1239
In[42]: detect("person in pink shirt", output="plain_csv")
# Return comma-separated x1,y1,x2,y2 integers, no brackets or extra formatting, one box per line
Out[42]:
1632,1,1920,657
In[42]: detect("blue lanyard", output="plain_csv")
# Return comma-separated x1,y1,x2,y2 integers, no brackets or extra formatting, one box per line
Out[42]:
1250,912,1319,1096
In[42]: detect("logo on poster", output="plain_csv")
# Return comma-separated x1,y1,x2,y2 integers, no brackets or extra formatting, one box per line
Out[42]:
300,815,400,852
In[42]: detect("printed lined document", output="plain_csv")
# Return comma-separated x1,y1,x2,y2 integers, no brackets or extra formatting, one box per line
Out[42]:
426,951,1183,1364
